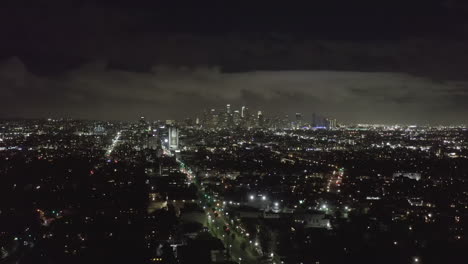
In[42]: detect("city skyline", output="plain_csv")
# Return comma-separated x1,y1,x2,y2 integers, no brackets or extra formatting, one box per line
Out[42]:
1,58,468,124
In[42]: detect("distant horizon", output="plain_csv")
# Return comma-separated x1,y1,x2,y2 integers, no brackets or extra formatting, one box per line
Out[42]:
1,116,466,127
2,58,467,124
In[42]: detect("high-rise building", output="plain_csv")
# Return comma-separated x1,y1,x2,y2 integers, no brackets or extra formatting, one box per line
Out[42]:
257,111,264,128
282,115,290,129
241,106,246,118
242,107,250,127
212,114,219,127
210,109,217,127
138,116,148,132
168,126,179,150
201,110,210,128
327,118,337,129
295,113,303,129
226,104,231,114
233,110,241,125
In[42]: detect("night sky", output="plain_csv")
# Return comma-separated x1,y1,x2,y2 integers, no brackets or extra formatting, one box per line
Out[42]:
1,1,468,124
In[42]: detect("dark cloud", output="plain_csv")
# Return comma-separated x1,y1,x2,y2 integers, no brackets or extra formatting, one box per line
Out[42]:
1,1,468,79
1,1,468,123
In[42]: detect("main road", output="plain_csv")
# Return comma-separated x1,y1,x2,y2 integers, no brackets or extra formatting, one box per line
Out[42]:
162,145,261,263
105,130,122,157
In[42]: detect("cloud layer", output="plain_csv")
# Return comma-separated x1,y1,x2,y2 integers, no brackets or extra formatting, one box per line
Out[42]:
1,57,467,124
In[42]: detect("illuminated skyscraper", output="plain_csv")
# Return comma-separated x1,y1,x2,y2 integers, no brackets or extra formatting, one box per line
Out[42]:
233,110,241,125
282,115,290,129
257,111,264,128
241,106,246,118
168,126,179,150
327,118,337,129
139,116,148,133
295,112,302,129
210,109,217,127
226,104,231,114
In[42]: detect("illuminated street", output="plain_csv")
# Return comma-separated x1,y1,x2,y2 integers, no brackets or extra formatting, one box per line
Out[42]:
105,130,122,157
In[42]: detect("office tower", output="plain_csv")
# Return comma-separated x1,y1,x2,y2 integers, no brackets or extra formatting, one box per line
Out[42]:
210,109,217,127
233,110,241,125
168,126,179,150
324,118,337,129
225,112,233,128
243,107,250,123
241,106,246,118
226,104,231,114
282,115,290,129
328,118,337,129
257,111,264,128
295,112,303,129
201,110,210,128
139,116,147,131
213,116,219,128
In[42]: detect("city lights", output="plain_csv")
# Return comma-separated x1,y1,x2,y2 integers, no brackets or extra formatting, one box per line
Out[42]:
1,115,467,264
3,2,468,263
